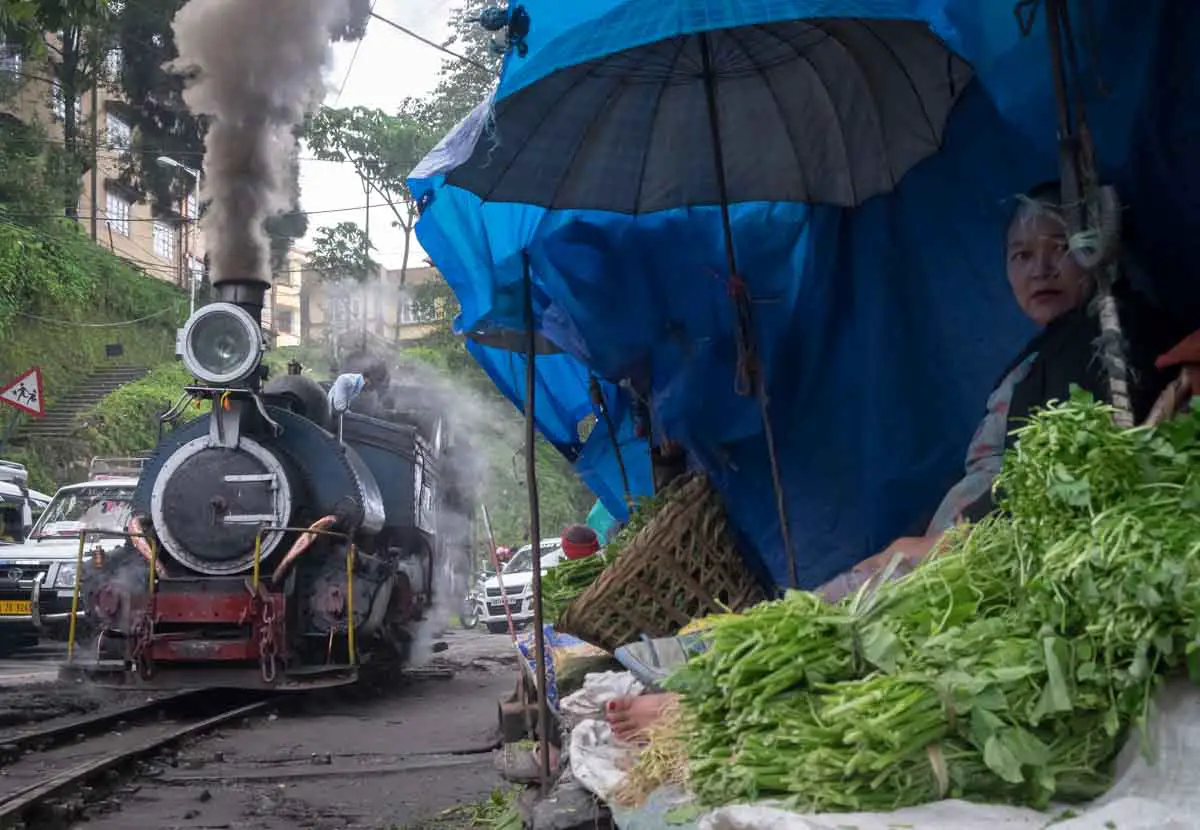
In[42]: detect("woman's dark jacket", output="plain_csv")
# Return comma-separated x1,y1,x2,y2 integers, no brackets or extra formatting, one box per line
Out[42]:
961,285,1189,522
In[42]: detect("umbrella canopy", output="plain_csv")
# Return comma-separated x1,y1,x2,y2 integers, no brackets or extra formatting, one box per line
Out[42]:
412,0,1200,589
448,18,973,212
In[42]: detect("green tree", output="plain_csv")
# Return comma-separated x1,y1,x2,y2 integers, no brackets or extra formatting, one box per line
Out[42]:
110,0,365,253
410,0,502,136
304,104,436,340
2,0,114,214
0,114,80,219
409,275,459,325
308,221,376,282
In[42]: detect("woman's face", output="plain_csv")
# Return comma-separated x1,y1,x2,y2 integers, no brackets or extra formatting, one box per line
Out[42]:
1006,208,1092,326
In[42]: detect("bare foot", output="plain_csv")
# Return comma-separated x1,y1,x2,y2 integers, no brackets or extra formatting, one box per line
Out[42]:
605,693,677,743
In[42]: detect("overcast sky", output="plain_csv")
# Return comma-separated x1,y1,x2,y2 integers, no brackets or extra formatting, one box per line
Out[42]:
298,0,461,268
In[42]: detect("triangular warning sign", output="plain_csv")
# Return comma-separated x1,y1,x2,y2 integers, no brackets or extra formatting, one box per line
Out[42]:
0,367,44,417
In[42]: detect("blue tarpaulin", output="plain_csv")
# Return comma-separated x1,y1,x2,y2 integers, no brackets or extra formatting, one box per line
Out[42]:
464,336,653,521
411,0,1200,590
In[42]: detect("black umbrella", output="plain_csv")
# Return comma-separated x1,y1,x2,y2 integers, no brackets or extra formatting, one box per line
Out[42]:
447,16,972,590
448,18,971,211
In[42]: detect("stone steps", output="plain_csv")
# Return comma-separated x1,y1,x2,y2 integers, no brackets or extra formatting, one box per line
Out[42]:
15,366,150,441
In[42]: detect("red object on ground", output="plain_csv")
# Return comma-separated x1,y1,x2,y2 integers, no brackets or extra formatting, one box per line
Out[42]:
560,524,600,560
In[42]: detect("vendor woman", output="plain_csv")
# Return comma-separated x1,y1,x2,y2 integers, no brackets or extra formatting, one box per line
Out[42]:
607,181,1192,742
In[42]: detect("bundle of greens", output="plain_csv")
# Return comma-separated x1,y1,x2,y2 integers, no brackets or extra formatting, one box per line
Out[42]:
542,554,609,621
654,391,1200,813
541,488,677,621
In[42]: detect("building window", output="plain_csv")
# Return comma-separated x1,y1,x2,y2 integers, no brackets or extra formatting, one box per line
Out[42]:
106,113,130,149
187,255,204,284
186,192,198,219
276,309,294,334
153,220,177,261
103,48,123,81
399,300,416,324
51,86,82,122
0,45,20,75
105,191,131,237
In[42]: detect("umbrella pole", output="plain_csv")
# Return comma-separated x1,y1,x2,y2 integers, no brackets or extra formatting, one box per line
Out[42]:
589,374,634,514
699,32,799,589
522,249,553,792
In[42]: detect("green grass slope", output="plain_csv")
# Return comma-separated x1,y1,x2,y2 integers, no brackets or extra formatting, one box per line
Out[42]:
0,219,185,490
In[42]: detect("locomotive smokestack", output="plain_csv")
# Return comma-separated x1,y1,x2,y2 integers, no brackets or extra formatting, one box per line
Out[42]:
171,0,355,321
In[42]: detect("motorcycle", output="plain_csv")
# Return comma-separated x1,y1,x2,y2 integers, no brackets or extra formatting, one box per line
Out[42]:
460,579,484,630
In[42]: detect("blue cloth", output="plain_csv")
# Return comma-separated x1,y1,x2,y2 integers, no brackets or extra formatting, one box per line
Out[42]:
464,337,653,522
586,500,617,544
412,1,1200,590
326,373,365,414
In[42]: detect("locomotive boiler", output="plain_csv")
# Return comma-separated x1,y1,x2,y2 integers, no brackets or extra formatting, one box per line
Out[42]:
71,269,469,689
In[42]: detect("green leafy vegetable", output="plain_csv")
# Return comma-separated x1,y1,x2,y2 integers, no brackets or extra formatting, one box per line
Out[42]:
667,391,1200,813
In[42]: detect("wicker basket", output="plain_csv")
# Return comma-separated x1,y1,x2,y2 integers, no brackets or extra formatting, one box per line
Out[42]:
556,473,765,652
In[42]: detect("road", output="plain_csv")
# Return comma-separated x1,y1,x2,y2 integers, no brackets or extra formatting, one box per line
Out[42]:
53,626,522,829
0,641,68,687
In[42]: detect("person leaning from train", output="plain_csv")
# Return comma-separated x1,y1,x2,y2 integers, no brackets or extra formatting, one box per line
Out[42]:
603,180,1191,743
326,362,389,417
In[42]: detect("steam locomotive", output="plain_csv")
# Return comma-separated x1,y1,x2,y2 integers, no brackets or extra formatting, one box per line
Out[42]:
70,272,470,690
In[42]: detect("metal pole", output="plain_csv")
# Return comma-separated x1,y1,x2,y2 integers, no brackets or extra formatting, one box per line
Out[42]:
522,250,551,791
89,71,98,241
480,504,518,642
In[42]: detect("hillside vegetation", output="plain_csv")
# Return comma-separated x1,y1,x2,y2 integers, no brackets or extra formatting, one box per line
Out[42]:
0,218,185,490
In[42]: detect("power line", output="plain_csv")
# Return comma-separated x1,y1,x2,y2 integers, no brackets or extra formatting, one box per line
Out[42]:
17,308,175,327
368,11,494,74
334,0,378,105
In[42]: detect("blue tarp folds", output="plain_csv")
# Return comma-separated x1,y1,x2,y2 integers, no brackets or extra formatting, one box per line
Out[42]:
412,0,1200,589
464,337,652,521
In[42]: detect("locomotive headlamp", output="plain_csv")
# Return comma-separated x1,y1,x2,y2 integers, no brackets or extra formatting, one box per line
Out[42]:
177,302,265,385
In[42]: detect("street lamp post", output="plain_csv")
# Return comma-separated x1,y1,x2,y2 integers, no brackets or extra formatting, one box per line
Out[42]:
156,156,202,316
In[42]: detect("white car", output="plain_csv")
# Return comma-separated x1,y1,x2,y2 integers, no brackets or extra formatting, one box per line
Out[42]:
480,538,564,634
0,475,138,652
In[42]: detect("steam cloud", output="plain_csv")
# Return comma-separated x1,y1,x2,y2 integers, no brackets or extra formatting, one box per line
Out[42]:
340,348,516,664
171,0,355,288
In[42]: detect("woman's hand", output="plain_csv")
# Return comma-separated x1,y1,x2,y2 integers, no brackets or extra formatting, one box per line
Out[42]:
854,535,942,578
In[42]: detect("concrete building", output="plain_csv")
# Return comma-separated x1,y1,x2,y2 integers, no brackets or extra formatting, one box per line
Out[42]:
302,264,449,352
263,246,306,348
0,39,205,287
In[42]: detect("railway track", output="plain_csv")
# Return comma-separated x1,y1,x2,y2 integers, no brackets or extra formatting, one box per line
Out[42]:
0,688,275,828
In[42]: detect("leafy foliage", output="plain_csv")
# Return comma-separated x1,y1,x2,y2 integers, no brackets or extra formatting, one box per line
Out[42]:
110,1,314,256
0,215,185,491
406,0,502,137
308,221,376,283
2,0,116,212
80,363,206,456
0,114,81,217
303,103,436,327
0,218,185,336
409,277,459,325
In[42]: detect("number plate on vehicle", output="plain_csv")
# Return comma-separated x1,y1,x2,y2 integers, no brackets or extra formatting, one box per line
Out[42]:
0,601,31,615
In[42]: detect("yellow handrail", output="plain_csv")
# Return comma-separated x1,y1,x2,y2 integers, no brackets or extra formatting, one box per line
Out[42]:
251,525,358,669
66,530,157,664
67,534,85,662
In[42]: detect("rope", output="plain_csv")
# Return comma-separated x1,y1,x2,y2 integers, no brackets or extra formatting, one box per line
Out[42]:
16,308,175,327
1039,0,1134,428
726,275,798,588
